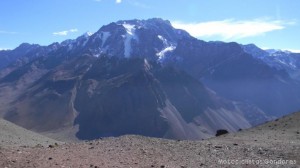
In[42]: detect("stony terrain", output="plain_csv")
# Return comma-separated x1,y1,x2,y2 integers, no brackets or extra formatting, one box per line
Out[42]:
0,118,60,148
0,112,299,168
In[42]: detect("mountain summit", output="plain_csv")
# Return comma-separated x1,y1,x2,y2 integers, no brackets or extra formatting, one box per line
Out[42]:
81,18,191,60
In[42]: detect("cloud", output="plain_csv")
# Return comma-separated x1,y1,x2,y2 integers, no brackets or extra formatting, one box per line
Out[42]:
284,49,300,53
53,28,78,36
0,30,17,34
69,29,78,33
171,19,294,40
93,0,120,3
0,48,11,51
94,0,149,8
261,47,300,54
128,0,150,8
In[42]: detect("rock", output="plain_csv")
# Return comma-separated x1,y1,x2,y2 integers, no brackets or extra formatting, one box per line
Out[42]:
215,129,229,136
48,145,55,148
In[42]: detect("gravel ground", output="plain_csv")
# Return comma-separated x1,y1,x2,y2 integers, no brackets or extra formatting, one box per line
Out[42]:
0,119,61,148
0,112,299,168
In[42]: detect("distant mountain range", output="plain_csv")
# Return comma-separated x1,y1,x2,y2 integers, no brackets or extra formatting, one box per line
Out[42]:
241,44,300,80
0,18,299,140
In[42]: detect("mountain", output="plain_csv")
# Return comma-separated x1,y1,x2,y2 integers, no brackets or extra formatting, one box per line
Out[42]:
0,43,41,70
0,18,298,141
165,40,300,117
242,44,300,80
2,53,255,140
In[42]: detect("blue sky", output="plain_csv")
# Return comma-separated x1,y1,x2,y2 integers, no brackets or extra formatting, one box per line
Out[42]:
1,0,299,52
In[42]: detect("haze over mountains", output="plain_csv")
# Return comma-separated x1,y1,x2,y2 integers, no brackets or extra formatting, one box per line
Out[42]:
0,18,299,141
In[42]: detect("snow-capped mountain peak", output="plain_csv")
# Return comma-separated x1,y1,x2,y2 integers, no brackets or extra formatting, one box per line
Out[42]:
85,31,94,37
75,18,192,60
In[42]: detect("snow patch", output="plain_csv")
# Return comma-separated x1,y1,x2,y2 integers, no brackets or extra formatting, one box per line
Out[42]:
82,32,93,38
156,34,177,60
144,59,151,71
157,35,170,46
122,23,139,58
86,32,94,37
156,46,176,59
123,24,135,35
100,32,111,47
157,35,168,45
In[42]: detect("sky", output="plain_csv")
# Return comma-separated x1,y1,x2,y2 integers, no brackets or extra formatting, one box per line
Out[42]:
0,0,300,52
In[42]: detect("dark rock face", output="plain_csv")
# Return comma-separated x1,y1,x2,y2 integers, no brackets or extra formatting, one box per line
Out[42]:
74,58,168,139
72,57,250,140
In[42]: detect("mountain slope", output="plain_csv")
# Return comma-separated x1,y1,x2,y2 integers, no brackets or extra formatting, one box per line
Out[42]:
3,55,254,140
167,39,300,117
242,44,300,80
0,118,59,147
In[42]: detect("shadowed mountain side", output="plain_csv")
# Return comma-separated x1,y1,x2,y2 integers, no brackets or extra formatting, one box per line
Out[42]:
73,57,253,140
1,55,265,140
167,39,300,117
74,58,168,139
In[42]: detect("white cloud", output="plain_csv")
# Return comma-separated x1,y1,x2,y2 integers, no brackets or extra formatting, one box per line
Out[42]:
171,19,294,40
53,31,68,36
0,48,11,51
284,49,300,53
116,0,122,3
261,47,300,54
128,0,150,8
69,29,78,33
0,30,17,34
53,28,78,36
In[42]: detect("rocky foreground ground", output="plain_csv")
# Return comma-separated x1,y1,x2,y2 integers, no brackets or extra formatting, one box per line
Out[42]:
0,112,299,168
